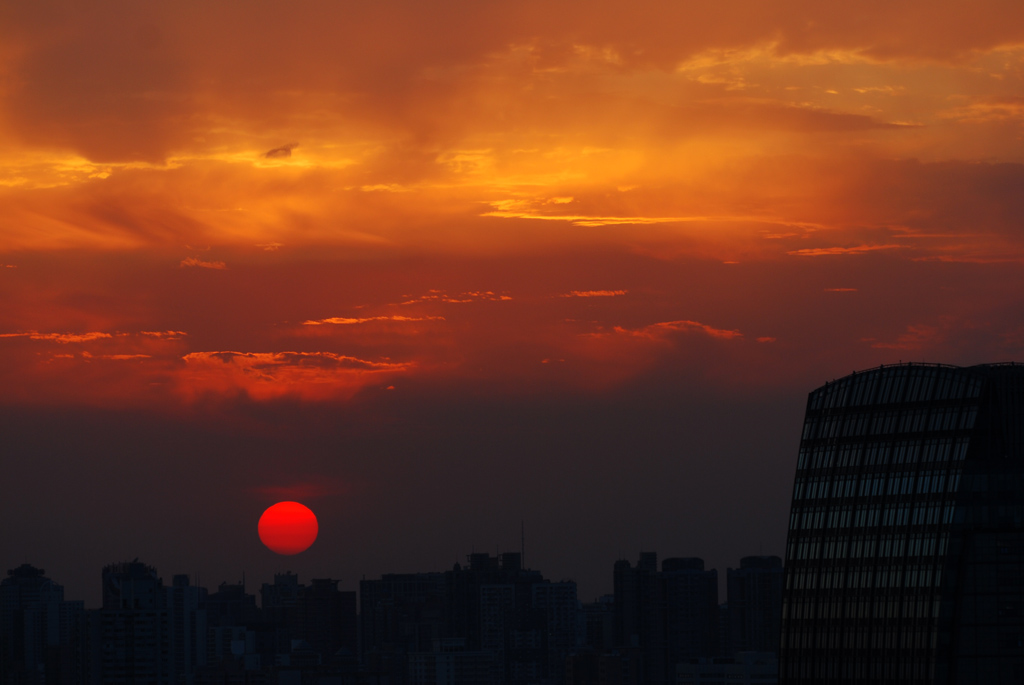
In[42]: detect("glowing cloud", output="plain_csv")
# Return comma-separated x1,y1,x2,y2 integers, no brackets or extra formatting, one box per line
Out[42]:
140,331,189,339
180,257,227,270
600,320,744,341
303,315,445,326
399,290,512,305
788,245,905,256
178,351,413,401
0,331,113,344
561,290,628,298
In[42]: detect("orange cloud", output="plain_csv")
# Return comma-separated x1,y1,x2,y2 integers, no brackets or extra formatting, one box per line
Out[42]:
81,352,151,360
0,331,113,343
788,245,905,256
561,290,628,298
1,0,1023,413
614,320,745,341
180,256,227,270
303,315,445,325
399,290,512,305
141,330,188,339
178,351,413,401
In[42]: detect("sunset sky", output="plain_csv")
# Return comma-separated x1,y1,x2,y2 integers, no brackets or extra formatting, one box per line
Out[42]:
3,1,1024,605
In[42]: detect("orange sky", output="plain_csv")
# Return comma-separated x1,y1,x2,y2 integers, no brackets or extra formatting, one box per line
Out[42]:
3,0,1024,602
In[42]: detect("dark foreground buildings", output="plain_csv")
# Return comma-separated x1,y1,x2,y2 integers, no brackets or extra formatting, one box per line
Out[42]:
781,362,1024,684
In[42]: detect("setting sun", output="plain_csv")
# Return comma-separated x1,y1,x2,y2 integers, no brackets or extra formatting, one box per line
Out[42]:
258,502,319,556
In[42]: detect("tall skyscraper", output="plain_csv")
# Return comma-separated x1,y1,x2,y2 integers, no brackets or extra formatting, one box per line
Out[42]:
780,362,1024,684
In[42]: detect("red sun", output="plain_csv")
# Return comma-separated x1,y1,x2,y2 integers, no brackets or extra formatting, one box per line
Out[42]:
258,501,319,555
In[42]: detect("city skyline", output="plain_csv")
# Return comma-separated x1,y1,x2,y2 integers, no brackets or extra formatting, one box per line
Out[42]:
2,551,782,683
5,543,775,611
3,1,1024,622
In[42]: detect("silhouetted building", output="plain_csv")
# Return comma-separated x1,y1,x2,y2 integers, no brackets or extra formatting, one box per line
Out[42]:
613,554,718,685
361,552,580,685
99,560,172,683
299,578,357,665
781,362,1024,684
167,574,208,682
408,638,498,685
581,595,615,652
258,573,357,669
447,552,579,685
360,572,449,683
0,564,88,685
662,558,718,664
614,552,664,683
675,651,778,685
206,581,258,629
97,561,210,685
530,581,582,682
726,556,782,655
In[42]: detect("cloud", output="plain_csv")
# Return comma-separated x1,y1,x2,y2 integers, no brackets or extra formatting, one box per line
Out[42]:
180,256,227,269
481,206,715,227
0,331,113,343
788,244,905,256
359,184,411,192
178,350,413,401
185,350,405,370
263,143,299,159
941,97,1024,124
303,315,445,326
611,319,744,341
140,330,188,339
561,290,628,298
399,290,512,305
81,352,151,360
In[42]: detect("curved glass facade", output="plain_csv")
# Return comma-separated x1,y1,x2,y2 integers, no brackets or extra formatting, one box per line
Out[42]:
780,363,1024,685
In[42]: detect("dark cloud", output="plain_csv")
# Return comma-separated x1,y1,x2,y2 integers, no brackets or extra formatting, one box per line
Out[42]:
263,143,298,159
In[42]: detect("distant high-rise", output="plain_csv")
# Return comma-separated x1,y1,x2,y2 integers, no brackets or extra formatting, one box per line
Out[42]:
99,561,171,684
614,553,718,685
727,556,783,655
780,362,1024,684
0,564,87,685
260,573,357,666
360,552,579,685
